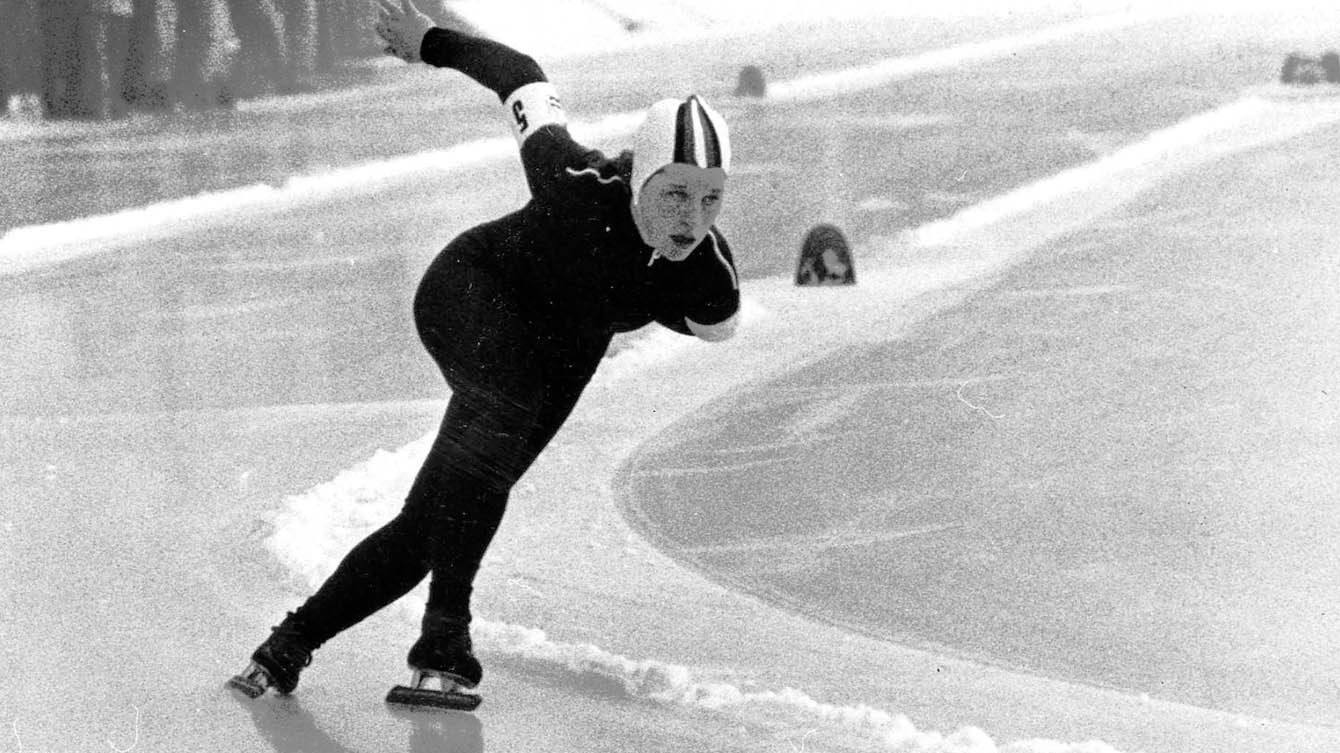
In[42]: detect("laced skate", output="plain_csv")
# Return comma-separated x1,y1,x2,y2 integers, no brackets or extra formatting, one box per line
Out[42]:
386,611,482,711
228,614,314,698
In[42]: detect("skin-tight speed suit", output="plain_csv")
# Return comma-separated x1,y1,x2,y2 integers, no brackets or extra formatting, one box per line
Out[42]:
285,27,742,648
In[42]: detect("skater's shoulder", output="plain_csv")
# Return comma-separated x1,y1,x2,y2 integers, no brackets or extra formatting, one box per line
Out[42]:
560,146,633,192
521,126,632,205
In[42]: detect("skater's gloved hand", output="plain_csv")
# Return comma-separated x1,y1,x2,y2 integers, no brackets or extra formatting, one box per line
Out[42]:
375,0,436,63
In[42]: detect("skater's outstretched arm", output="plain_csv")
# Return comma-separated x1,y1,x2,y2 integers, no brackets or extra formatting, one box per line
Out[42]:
375,0,565,148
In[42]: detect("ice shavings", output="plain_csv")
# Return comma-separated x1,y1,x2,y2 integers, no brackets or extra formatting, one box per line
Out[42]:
470,619,1131,753
266,436,431,589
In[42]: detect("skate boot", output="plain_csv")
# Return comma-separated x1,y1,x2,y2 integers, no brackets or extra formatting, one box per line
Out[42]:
386,610,482,711
228,613,314,698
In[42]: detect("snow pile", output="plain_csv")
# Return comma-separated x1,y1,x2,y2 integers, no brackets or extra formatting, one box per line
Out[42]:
471,620,1129,753
267,437,433,590
265,438,1128,752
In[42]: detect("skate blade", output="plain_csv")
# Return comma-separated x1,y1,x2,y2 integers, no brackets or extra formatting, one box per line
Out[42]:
386,685,482,711
226,663,271,699
386,670,481,711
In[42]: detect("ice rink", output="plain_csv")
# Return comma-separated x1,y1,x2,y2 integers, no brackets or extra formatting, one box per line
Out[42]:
4,5,1340,753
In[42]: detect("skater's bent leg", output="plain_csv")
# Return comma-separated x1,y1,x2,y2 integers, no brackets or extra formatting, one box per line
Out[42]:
410,397,524,617
407,232,611,620
418,364,604,616
423,482,508,615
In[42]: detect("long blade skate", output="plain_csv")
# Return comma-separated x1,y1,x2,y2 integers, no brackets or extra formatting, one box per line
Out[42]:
227,662,274,699
386,670,482,711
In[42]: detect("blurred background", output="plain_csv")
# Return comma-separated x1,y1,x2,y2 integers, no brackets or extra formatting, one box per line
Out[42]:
0,0,389,120
0,0,1160,122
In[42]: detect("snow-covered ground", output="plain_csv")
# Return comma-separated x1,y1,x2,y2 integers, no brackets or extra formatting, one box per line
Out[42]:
4,4,1340,753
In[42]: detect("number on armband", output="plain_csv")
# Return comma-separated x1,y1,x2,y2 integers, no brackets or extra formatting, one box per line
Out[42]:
512,100,529,133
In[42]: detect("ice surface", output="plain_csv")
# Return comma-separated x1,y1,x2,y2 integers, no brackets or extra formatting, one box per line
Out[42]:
6,5,1340,753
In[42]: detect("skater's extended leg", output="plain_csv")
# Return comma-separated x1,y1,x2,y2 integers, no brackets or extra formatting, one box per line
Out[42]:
281,370,574,643
259,383,548,689
287,515,433,646
420,360,602,615
234,513,436,696
236,611,314,696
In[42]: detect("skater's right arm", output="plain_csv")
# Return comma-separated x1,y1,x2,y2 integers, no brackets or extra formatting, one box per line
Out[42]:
376,0,567,144
419,28,571,152
376,1,608,206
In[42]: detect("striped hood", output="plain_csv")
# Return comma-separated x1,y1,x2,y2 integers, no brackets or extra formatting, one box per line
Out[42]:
630,95,731,205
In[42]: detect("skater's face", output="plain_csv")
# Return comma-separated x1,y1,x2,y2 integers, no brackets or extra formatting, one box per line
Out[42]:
634,164,726,262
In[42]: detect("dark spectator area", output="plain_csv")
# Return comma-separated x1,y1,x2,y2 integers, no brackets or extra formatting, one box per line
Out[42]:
0,0,383,120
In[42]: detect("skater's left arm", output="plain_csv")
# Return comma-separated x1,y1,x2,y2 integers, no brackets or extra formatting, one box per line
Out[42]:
657,228,741,342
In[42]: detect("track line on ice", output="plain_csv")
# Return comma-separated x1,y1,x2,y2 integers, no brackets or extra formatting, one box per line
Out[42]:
5,12,1172,278
909,94,1340,253
676,522,964,557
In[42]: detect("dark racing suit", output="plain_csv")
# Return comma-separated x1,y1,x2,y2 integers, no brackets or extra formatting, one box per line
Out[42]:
288,28,741,647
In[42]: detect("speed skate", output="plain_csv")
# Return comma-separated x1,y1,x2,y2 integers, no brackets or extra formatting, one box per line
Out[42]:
227,662,275,699
385,669,482,711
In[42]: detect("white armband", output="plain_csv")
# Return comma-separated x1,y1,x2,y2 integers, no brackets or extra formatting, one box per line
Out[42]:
503,82,567,145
